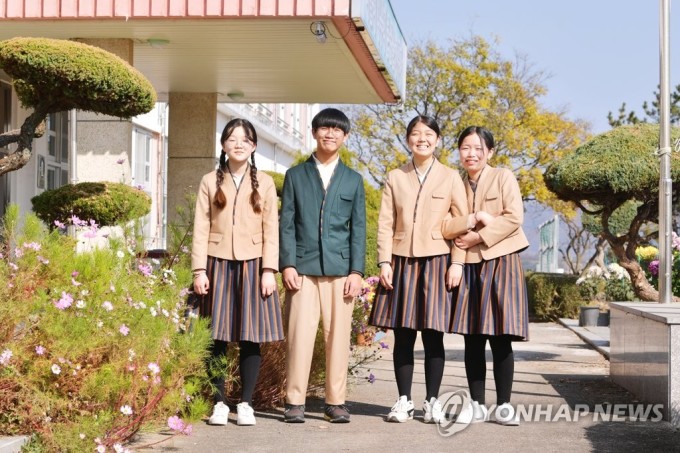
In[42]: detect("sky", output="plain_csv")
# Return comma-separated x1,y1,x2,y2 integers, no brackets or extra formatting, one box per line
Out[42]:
389,0,673,134
387,0,676,269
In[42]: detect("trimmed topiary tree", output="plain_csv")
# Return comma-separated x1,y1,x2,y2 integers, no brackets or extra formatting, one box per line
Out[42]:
544,123,680,301
0,37,156,176
31,182,151,227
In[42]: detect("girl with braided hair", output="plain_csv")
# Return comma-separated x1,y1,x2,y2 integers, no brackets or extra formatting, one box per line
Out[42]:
192,118,283,427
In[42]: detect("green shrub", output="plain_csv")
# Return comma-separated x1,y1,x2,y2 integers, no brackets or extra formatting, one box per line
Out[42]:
0,37,156,117
262,170,285,197
31,182,151,227
605,277,635,301
526,272,582,320
0,205,210,452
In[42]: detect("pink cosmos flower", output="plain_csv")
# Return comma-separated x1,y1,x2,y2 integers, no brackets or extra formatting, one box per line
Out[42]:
119,324,130,336
138,263,153,277
148,362,160,374
54,292,74,310
35,345,46,355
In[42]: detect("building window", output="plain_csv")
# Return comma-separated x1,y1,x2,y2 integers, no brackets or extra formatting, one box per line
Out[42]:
0,82,10,151
45,111,69,188
133,128,153,190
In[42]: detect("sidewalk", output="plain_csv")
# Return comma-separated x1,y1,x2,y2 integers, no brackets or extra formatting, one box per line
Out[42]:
125,322,678,452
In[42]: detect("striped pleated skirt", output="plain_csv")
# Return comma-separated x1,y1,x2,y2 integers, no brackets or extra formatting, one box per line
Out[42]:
369,254,453,332
450,253,529,341
198,256,284,343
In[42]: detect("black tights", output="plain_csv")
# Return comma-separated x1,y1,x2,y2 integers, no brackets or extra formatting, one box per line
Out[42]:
463,334,514,405
210,340,261,404
393,328,445,401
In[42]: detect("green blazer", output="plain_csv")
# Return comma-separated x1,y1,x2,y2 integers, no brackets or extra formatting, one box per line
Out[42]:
279,156,366,277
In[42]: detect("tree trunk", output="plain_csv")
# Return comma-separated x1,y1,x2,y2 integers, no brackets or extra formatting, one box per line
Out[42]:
609,240,680,302
579,237,607,277
0,147,32,176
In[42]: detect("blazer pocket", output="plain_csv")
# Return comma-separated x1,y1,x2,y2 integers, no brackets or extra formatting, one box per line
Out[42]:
251,232,263,244
431,191,447,211
485,188,499,201
336,193,354,217
340,248,350,259
394,232,406,240
296,245,305,257
208,233,223,243
431,229,443,240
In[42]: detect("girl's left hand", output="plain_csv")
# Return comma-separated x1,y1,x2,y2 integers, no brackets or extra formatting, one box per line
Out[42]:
261,269,277,298
454,231,482,250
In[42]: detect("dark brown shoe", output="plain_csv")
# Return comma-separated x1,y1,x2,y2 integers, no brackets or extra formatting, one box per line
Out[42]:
284,404,305,423
324,404,350,423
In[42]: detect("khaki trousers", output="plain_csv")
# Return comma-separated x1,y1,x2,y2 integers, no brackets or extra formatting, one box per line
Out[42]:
285,275,354,405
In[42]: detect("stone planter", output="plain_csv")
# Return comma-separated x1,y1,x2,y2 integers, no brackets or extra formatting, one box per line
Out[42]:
579,306,600,327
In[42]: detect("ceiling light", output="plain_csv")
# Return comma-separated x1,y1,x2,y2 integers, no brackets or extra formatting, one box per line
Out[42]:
310,21,327,44
227,91,244,101
146,38,169,48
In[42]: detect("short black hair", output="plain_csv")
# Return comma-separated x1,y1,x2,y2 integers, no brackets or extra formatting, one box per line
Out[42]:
311,107,350,133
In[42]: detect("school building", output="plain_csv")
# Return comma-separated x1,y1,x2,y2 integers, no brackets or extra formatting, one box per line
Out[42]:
0,0,406,247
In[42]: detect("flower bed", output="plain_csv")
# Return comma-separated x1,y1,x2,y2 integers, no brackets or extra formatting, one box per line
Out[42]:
0,206,211,452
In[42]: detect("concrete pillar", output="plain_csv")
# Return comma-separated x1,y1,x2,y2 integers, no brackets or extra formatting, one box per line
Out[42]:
72,38,134,184
167,92,217,225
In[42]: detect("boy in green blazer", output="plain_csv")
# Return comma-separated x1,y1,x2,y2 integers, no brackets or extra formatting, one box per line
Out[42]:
280,108,366,423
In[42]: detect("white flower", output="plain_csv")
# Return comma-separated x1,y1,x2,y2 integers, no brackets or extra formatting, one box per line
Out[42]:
120,405,133,416
0,349,13,366
102,301,114,311
79,433,86,439
76,300,86,309
51,364,61,375
116,250,125,259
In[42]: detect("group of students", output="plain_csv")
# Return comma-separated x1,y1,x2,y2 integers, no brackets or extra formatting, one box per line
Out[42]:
191,107,529,428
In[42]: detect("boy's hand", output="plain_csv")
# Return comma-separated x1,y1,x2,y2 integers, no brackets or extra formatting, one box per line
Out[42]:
282,267,302,291
344,273,363,298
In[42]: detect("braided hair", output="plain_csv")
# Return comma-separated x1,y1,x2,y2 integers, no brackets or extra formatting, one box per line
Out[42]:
213,118,261,213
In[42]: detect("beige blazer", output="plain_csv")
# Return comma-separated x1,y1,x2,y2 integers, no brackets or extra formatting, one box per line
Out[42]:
377,159,467,264
191,169,279,272
442,165,529,263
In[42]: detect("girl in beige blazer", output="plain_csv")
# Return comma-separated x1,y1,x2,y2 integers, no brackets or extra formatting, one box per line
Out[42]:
369,115,468,424
441,126,529,426
192,118,283,427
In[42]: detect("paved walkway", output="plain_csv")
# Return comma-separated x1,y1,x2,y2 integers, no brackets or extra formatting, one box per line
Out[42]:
4,321,677,452
122,321,677,452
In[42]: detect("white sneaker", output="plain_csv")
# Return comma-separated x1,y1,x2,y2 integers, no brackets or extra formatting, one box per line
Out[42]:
386,395,414,422
494,403,520,426
236,402,256,426
456,400,488,424
208,401,230,425
422,397,444,424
